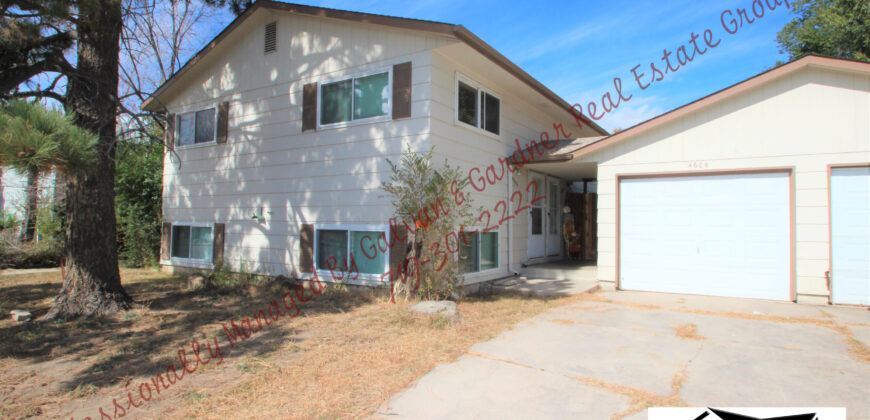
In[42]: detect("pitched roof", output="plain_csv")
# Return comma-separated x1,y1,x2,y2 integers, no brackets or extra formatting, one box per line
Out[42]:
141,0,608,135
564,55,870,160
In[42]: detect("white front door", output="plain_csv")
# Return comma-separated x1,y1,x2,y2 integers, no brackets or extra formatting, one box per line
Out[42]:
527,173,545,259
619,172,791,300
831,167,870,305
546,179,561,256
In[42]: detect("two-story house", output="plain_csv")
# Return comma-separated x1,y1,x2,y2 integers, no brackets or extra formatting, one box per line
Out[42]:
143,1,870,305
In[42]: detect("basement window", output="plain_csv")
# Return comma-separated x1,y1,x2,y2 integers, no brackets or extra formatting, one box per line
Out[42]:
315,226,388,276
459,230,498,273
171,224,213,262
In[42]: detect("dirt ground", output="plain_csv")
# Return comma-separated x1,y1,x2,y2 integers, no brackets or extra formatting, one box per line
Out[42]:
0,268,577,419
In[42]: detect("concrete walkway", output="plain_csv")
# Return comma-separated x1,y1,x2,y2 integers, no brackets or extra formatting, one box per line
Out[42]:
489,261,599,296
377,291,870,419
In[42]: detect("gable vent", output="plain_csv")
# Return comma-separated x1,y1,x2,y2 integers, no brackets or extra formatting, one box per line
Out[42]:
264,21,277,54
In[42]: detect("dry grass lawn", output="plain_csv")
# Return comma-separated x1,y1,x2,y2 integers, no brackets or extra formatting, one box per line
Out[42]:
0,268,577,419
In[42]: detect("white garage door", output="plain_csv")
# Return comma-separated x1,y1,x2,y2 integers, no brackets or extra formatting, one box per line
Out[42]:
619,172,791,300
831,167,870,305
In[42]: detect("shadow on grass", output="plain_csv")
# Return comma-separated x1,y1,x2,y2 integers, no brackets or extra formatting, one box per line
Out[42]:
0,272,373,393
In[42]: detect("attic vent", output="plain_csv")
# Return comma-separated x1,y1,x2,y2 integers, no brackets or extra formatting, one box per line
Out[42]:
264,21,277,54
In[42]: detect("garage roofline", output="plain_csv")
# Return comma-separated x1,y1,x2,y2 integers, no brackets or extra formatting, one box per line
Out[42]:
567,55,870,160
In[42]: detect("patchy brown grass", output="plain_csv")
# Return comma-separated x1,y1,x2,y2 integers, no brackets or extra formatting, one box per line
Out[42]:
673,323,704,340
178,292,578,419
0,268,578,419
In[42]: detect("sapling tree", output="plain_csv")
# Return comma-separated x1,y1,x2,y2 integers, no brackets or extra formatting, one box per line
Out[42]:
382,146,476,301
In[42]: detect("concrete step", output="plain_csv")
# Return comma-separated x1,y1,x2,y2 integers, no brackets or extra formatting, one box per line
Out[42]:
520,263,598,280
491,276,599,297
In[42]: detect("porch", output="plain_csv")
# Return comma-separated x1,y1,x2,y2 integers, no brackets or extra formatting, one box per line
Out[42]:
491,260,599,296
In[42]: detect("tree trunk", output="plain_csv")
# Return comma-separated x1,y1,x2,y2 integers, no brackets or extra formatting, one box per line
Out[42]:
18,167,39,242
43,0,131,320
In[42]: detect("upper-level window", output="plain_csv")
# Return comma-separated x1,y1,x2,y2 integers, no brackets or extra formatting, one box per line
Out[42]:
320,71,390,126
456,76,500,136
177,108,216,146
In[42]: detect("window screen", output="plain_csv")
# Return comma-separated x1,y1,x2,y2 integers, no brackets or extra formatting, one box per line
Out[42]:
457,81,478,127
351,231,386,274
177,114,195,146
482,92,500,135
321,80,353,125
459,231,479,273
190,226,213,261
194,108,215,144
353,73,389,120
480,232,498,270
171,225,191,258
317,230,348,270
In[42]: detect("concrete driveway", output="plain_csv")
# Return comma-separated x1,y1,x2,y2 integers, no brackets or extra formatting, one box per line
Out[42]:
378,291,870,419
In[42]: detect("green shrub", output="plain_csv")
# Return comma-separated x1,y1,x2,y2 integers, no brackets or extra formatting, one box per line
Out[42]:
115,139,163,267
0,229,61,268
0,210,19,230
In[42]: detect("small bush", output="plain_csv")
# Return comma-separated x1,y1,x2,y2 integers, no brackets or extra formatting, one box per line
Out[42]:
0,229,61,268
0,210,19,230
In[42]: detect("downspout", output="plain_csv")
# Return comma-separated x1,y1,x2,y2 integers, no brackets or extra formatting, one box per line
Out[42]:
506,168,511,275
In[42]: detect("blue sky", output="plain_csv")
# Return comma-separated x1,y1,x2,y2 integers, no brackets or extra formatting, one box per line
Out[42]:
207,0,795,131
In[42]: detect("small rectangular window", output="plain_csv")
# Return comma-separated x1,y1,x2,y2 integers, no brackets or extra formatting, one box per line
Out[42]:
482,92,500,135
320,71,390,126
456,77,499,136
457,81,478,127
459,230,499,273
176,108,216,146
171,224,213,262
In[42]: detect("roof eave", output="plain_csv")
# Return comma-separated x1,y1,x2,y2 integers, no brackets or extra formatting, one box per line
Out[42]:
569,55,870,160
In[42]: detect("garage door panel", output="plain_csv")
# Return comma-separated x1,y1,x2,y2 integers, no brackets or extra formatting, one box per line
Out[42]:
619,173,791,301
831,167,870,305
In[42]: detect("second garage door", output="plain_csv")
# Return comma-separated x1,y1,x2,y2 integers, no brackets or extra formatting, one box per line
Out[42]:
619,172,791,301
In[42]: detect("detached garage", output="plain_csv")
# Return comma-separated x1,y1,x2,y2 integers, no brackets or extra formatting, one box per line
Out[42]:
532,55,869,304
